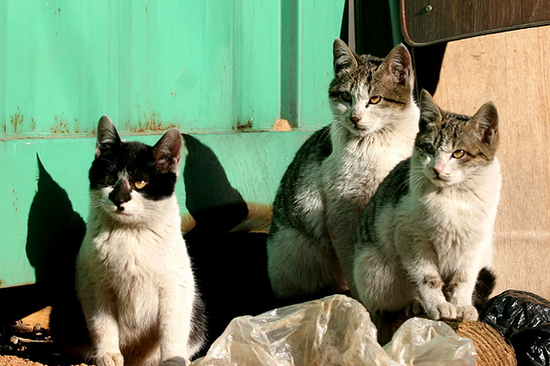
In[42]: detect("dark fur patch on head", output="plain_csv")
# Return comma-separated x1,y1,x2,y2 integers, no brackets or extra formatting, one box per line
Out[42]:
90,116,181,202
415,92,499,165
328,40,414,108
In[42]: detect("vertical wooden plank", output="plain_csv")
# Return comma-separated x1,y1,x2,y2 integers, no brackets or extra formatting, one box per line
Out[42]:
433,26,550,299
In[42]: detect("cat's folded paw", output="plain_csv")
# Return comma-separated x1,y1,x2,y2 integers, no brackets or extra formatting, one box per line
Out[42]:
456,305,478,321
96,352,124,366
159,356,189,366
405,299,425,317
426,302,457,320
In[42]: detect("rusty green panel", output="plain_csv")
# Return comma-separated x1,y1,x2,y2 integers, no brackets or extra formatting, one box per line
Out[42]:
0,132,311,287
0,0,345,288
0,1,119,138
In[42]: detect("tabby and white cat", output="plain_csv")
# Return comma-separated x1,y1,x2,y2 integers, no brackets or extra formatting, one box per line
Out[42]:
354,90,501,320
267,39,419,300
75,116,205,366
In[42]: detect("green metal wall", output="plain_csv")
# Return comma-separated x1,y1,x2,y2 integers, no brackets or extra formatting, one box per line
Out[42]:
0,1,345,287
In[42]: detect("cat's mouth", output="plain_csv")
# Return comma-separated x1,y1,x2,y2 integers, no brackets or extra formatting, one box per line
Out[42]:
426,172,450,185
431,174,459,187
347,122,375,135
107,204,134,217
351,122,368,130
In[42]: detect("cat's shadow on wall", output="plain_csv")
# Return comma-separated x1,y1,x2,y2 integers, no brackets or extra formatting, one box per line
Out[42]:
25,137,279,357
182,134,279,353
25,155,90,349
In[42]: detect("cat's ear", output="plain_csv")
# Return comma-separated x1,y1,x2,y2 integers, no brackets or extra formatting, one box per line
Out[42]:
153,128,182,174
380,43,413,87
333,38,360,74
472,102,499,146
419,89,441,130
95,115,121,157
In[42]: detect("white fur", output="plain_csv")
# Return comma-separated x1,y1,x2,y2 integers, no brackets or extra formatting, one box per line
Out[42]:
268,95,419,299
76,184,201,366
354,155,501,321
323,96,420,284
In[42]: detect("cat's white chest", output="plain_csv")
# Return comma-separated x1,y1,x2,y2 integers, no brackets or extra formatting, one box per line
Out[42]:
324,138,411,198
78,221,188,318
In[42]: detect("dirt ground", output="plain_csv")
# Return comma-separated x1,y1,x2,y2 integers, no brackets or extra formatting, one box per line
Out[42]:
0,307,89,366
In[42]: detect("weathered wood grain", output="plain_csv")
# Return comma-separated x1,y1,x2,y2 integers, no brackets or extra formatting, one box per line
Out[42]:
433,25,550,300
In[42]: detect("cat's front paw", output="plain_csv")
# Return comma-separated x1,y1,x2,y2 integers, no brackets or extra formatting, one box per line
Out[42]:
96,352,124,366
426,302,457,320
456,305,478,321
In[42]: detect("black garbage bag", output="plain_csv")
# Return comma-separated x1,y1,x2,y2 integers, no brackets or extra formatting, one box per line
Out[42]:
480,290,550,365
480,290,550,338
509,323,550,366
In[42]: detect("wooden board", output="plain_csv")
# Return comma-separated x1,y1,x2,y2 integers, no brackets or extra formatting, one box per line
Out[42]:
432,25,550,300
402,0,550,46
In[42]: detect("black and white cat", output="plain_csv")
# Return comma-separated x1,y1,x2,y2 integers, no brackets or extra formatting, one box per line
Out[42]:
267,39,419,300
354,90,500,320
75,116,205,366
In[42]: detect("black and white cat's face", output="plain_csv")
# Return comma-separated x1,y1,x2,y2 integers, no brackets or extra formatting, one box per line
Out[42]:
413,90,499,187
328,39,415,137
89,116,182,224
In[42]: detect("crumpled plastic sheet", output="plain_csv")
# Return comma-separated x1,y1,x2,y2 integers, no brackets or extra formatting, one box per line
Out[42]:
192,295,476,366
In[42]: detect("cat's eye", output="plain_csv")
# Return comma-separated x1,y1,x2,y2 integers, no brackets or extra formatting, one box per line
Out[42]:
134,180,148,190
341,92,352,103
369,96,382,105
424,144,436,155
452,150,465,159
104,174,116,185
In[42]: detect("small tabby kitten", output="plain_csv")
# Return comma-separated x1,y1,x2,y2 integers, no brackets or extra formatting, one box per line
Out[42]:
76,116,205,366
267,39,419,300
354,90,501,320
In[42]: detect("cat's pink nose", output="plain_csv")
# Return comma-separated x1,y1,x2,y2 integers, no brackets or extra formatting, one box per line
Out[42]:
350,116,362,124
433,166,444,176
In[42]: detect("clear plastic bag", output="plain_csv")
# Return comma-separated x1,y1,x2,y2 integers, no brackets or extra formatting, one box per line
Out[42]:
192,295,476,366
384,317,477,365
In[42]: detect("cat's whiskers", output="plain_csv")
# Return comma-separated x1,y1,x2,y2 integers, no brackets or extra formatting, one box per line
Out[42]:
267,39,418,301
315,123,333,150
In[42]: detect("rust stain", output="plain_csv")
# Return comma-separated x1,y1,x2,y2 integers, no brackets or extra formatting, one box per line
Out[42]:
30,117,36,131
51,115,71,134
50,115,90,135
10,110,24,133
236,118,254,130
12,189,18,211
130,112,178,133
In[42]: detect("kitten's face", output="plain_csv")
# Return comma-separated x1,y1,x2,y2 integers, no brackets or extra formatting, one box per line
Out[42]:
413,91,499,187
89,116,182,224
328,39,415,137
